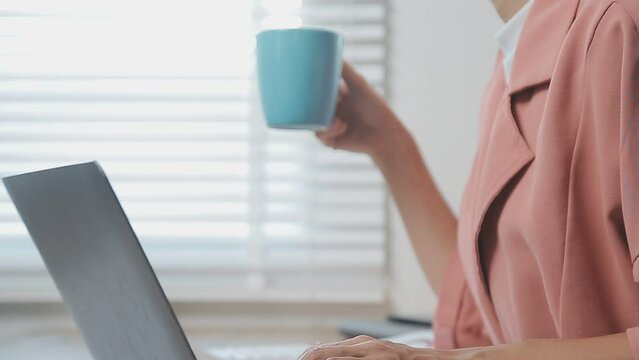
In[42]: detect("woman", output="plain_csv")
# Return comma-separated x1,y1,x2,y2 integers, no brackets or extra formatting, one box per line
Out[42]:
304,0,639,358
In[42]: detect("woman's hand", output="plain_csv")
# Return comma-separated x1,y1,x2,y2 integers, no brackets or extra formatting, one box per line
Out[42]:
298,335,504,360
315,62,406,161
299,335,420,360
299,333,635,360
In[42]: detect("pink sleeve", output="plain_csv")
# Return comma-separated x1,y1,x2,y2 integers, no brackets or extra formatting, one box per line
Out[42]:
628,328,639,360
433,249,492,349
616,8,639,287
619,15,639,359
588,3,639,358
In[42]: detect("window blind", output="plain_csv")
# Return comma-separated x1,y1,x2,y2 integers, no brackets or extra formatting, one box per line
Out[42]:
0,0,389,303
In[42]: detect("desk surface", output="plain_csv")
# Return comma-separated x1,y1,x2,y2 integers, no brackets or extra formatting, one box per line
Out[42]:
0,327,341,360
0,335,90,360
0,330,434,360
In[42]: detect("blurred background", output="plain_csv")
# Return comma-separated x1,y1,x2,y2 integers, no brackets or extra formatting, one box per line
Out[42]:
0,0,501,349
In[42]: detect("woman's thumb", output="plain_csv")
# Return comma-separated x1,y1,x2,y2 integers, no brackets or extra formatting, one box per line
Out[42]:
341,61,366,92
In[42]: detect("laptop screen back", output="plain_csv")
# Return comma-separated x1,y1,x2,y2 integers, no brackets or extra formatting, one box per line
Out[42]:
3,162,196,360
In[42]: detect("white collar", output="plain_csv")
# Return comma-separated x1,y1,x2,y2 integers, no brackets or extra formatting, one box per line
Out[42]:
495,0,533,84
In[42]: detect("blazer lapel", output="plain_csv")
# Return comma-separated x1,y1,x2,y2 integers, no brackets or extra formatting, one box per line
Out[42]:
456,0,581,342
509,0,581,94
458,94,534,342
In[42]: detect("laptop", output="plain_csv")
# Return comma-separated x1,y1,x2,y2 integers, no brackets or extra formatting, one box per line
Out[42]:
2,162,309,360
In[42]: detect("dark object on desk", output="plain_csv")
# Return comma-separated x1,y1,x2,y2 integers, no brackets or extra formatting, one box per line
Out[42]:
339,316,432,339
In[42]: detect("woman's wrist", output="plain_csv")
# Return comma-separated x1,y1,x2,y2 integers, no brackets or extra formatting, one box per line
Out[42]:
537,334,633,360
436,340,549,360
446,343,521,360
452,334,635,360
368,117,414,168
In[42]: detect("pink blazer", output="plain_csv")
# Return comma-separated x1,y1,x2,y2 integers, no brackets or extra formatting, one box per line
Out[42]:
433,0,639,356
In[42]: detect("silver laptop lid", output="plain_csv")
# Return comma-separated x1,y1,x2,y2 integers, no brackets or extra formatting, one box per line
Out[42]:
3,162,196,360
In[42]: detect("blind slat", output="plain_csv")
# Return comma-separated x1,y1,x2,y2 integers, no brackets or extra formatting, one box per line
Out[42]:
0,0,389,303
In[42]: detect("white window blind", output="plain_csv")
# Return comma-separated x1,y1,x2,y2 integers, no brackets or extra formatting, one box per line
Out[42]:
0,0,389,303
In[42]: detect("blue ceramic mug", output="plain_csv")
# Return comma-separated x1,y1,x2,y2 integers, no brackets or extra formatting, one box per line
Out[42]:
256,28,343,130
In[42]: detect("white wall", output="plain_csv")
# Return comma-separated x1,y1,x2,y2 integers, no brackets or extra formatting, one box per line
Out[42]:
387,0,503,319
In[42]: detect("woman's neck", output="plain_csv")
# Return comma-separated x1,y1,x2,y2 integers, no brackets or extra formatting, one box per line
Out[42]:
491,0,529,22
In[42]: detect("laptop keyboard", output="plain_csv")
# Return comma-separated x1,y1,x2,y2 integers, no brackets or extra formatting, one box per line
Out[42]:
204,343,310,360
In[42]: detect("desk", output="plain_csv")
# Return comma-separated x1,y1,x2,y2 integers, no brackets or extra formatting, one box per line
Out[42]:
0,335,90,360
0,327,342,360
0,302,381,359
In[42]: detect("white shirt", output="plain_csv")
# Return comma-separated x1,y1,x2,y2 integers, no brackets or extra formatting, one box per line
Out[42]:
495,1,533,84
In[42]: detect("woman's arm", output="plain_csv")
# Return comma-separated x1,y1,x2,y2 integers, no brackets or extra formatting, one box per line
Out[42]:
372,126,458,293
315,62,457,292
526,333,633,360
299,332,634,360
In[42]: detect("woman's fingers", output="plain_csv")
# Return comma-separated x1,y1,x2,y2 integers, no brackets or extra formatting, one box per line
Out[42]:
300,339,406,360
299,344,367,360
327,335,376,346
337,80,349,102
341,61,366,93
296,337,449,360
300,335,372,358
315,117,347,148
298,336,377,360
